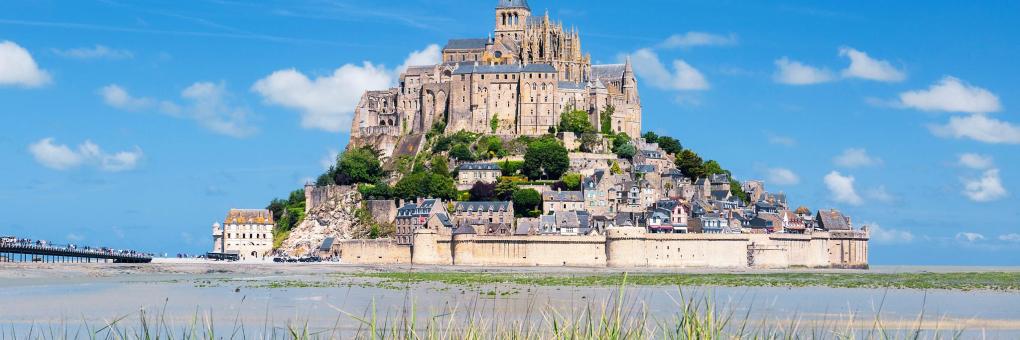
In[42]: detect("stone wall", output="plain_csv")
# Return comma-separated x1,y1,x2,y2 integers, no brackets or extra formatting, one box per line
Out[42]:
336,239,411,265
365,200,397,224
340,226,869,269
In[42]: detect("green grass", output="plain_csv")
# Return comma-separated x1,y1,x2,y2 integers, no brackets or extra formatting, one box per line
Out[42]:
349,271,1020,291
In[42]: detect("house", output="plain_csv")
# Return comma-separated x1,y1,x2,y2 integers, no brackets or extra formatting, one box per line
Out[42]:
748,212,783,234
693,212,729,234
212,209,274,260
582,170,623,216
451,201,514,228
543,190,584,214
456,163,501,189
394,199,450,245
539,211,584,235
779,210,807,234
650,199,689,233
816,209,852,231
709,173,731,192
515,217,540,236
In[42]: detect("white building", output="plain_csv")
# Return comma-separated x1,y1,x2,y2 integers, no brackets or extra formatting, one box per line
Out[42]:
212,209,274,260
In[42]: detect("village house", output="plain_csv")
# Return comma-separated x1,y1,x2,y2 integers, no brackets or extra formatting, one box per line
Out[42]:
456,163,502,189
543,190,584,214
816,209,852,231
451,201,515,228
395,199,452,245
211,209,274,260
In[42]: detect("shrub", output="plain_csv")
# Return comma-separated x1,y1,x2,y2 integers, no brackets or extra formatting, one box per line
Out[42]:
523,137,569,180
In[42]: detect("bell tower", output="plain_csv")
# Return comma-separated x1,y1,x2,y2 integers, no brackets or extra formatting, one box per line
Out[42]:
495,0,530,40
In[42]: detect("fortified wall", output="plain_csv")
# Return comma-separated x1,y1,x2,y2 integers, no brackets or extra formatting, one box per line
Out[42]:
334,227,869,269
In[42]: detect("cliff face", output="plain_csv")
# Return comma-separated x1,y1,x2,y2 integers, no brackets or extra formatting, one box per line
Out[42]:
279,186,368,256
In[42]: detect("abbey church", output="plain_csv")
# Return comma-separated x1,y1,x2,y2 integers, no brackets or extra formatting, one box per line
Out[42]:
350,0,642,158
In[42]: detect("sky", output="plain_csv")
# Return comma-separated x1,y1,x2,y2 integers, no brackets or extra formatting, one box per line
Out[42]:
1,0,1018,265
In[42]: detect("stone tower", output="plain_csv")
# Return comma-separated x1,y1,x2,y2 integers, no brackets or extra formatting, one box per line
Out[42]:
495,0,530,41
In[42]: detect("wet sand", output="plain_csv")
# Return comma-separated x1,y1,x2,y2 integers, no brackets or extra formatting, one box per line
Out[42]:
2,262,1019,337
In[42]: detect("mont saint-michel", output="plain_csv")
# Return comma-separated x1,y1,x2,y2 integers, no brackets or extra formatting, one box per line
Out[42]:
206,0,871,269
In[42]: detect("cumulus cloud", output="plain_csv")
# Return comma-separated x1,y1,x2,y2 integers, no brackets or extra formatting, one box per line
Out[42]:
773,57,834,85
658,32,738,49
766,167,800,186
962,169,1007,202
52,45,133,60
0,40,51,87
959,153,994,170
628,48,709,91
955,232,985,243
252,44,441,132
838,47,905,82
929,114,1020,144
999,234,1020,242
899,77,1001,114
100,82,256,138
868,223,914,244
824,171,862,205
833,148,882,168
28,138,143,172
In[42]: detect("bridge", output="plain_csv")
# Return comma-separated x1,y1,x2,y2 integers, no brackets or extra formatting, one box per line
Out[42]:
0,242,152,264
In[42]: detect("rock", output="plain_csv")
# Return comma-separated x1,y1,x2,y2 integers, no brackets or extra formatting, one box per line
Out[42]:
278,186,370,256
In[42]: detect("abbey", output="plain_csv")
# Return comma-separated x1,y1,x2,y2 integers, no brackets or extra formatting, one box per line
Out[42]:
350,0,642,158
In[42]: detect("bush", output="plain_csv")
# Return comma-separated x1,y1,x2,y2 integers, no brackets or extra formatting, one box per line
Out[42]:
523,138,569,180
560,172,583,191
600,105,615,134
657,136,683,155
333,147,386,185
476,136,507,160
449,144,475,162
469,182,497,201
394,171,457,200
358,182,394,199
558,109,594,134
495,178,520,201
512,188,542,217
615,142,636,160
499,160,525,177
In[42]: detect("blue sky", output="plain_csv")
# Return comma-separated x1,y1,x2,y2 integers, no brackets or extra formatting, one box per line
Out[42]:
1,0,1018,264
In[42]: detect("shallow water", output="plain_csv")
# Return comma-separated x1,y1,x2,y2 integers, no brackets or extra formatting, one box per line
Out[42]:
2,270,1019,338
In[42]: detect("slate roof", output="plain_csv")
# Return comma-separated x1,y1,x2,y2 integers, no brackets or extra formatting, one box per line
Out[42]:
435,213,454,228
558,81,586,90
454,201,512,213
655,199,679,211
543,190,584,202
318,237,335,251
634,164,656,174
591,64,626,81
710,173,731,184
816,209,851,230
458,162,500,171
497,0,530,9
710,190,731,201
444,38,488,50
640,150,663,159
452,63,557,75
224,209,274,225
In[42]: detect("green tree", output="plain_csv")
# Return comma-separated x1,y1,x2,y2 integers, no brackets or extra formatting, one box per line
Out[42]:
558,109,594,134
499,160,524,177
523,138,569,180
512,188,542,217
394,171,457,200
702,160,728,176
615,142,636,160
610,132,631,153
642,131,659,143
449,143,475,161
560,172,583,190
358,182,394,199
494,178,520,200
730,179,750,204
490,115,500,133
469,182,497,201
657,136,683,155
610,160,623,175
476,136,506,160
600,105,615,134
334,147,385,185
579,133,601,153
676,149,705,179
430,155,450,177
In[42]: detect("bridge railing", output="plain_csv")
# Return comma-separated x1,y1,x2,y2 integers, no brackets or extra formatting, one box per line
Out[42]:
0,241,153,261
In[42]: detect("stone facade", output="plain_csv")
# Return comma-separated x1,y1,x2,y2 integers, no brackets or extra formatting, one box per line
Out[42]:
349,1,642,159
212,209,274,260
337,227,869,269
456,163,502,189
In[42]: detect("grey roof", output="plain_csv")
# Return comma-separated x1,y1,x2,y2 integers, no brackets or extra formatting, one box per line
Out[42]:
458,162,500,171
817,209,851,230
445,38,488,50
710,173,731,184
640,150,663,159
454,201,512,213
453,224,476,235
318,237,335,251
543,190,584,202
436,213,454,228
711,190,730,201
664,168,685,178
497,0,530,9
634,164,656,174
558,81,586,90
655,200,679,211
452,63,556,75
554,211,581,228
591,64,626,81
515,218,539,235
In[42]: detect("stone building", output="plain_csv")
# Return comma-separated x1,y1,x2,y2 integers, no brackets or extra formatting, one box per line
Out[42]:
211,209,274,260
543,190,584,214
394,199,452,245
451,201,515,229
349,0,642,159
456,162,502,189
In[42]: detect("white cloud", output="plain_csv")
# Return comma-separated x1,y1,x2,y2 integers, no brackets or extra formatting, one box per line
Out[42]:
838,47,905,82
628,49,709,91
833,148,882,168
868,223,914,244
766,133,797,147
866,186,895,203
773,57,834,85
252,44,441,132
658,32,738,49
899,76,1001,114
396,44,441,74
958,153,994,170
52,45,133,60
320,149,339,170
766,167,800,185
962,169,1007,202
955,232,985,243
824,171,863,205
999,234,1020,242
100,82,256,138
28,138,143,172
0,40,51,87
929,114,1020,144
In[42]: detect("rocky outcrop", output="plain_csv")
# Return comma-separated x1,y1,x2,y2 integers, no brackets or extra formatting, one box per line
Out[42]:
279,186,369,256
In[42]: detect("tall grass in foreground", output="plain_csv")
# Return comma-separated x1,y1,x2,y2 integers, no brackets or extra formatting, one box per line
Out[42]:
2,282,967,340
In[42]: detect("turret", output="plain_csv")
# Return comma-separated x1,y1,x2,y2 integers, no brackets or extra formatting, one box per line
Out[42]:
495,0,530,38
